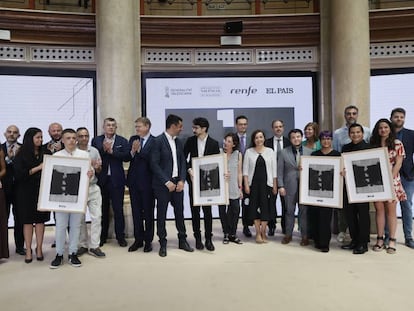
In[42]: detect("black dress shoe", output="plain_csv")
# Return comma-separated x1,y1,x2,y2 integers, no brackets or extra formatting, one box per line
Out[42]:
205,239,215,251
159,246,167,257
179,240,194,252
243,226,252,237
118,239,128,247
341,242,357,250
99,239,107,247
144,243,153,253
195,238,204,250
353,245,368,254
128,241,144,252
268,227,275,236
16,248,26,256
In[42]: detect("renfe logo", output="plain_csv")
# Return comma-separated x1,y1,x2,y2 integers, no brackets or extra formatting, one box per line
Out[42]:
230,86,257,96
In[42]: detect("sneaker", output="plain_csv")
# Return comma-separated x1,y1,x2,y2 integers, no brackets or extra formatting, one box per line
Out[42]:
68,253,82,267
50,255,63,269
77,247,88,256
336,232,346,243
89,247,106,258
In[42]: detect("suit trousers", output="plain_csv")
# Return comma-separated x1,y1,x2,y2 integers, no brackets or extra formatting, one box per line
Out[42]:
285,194,308,238
268,193,287,233
5,193,24,250
55,212,82,255
219,199,240,236
345,202,370,246
100,179,125,242
154,186,187,246
129,186,155,244
79,184,102,249
191,206,213,239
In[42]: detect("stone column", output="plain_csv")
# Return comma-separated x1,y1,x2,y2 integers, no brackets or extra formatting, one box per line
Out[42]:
330,0,370,129
96,0,141,137
318,0,332,131
96,0,141,238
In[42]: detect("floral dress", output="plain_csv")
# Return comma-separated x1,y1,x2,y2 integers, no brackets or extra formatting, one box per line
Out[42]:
388,139,407,201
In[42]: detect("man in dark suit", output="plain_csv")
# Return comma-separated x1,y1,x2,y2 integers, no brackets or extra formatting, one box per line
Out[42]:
2,125,25,255
43,122,64,154
151,114,193,257
264,119,291,235
127,117,155,253
92,117,131,247
184,117,220,251
235,115,252,237
391,107,414,248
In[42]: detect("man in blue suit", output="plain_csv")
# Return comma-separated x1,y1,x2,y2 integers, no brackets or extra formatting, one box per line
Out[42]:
127,117,155,253
92,117,131,247
151,114,194,257
391,107,414,248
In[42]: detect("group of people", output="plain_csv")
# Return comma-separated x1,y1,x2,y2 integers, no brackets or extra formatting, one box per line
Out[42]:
0,105,413,265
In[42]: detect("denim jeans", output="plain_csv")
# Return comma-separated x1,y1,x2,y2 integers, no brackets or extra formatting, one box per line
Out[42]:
55,212,83,256
400,176,414,241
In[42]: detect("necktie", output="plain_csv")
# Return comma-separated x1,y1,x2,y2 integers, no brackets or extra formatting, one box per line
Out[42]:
141,137,145,148
295,148,301,166
240,135,245,154
276,138,282,153
9,144,15,157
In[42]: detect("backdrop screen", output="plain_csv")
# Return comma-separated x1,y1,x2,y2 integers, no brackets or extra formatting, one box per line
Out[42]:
144,72,316,218
0,68,96,226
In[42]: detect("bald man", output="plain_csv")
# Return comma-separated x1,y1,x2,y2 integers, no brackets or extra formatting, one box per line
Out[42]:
2,125,25,255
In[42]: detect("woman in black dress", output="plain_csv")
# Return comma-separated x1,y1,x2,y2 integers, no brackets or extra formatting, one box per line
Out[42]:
341,123,371,255
310,131,341,252
0,148,9,260
14,128,50,263
243,130,277,243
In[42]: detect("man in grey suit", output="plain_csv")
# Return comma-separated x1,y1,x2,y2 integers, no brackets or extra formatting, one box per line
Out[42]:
277,129,312,246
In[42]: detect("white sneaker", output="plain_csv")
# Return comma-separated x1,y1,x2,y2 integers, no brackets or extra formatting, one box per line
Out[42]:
337,232,345,243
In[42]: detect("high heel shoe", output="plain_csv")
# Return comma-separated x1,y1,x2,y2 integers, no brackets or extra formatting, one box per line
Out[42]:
255,234,263,244
36,247,44,261
25,249,33,264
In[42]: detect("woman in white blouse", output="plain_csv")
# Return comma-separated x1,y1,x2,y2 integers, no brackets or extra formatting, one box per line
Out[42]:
243,130,277,243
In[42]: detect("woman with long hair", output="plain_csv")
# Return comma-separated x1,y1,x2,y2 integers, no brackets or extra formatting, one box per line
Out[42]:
14,128,50,263
243,130,277,243
370,118,406,254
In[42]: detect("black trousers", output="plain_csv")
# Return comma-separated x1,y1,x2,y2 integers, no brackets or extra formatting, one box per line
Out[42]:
100,180,126,242
344,201,370,246
5,191,24,250
268,192,287,233
312,207,333,248
129,187,155,244
219,199,240,236
191,206,213,240
154,186,187,246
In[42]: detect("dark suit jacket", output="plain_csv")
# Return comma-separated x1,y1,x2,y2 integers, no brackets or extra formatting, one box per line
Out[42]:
1,142,22,198
127,134,154,191
183,135,220,171
264,136,291,151
150,133,186,189
399,128,414,180
92,134,131,188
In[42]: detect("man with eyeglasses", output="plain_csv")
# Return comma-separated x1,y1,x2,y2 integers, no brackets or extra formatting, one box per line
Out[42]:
333,105,371,243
